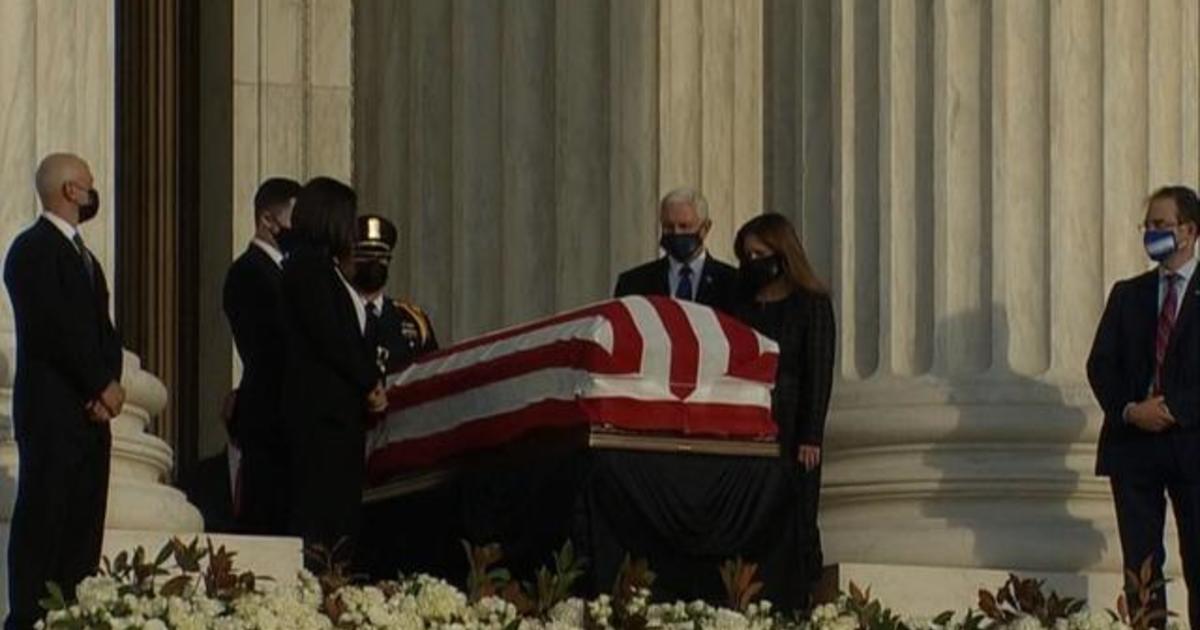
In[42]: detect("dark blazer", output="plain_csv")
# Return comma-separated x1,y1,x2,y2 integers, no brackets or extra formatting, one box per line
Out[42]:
223,244,287,447
281,246,378,551
3,216,122,630
5,217,123,441
613,254,740,314
735,289,836,459
1088,269,1200,477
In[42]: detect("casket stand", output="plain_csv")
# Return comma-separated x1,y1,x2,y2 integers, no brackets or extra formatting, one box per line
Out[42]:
358,297,813,610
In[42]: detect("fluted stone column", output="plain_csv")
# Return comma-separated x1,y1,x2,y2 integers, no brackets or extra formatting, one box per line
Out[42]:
768,0,1200,575
354,0,764,343
0,0,203,610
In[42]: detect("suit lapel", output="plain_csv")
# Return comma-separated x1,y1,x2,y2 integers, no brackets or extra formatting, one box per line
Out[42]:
695,259,717,303
1135,271,1160,373
655,258,670,295
1168,268,1200,352
39,218,97,294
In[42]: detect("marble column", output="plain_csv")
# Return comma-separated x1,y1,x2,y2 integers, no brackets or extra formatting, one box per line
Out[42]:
0,6,204,598
767,0,1200,574
353,0,764,343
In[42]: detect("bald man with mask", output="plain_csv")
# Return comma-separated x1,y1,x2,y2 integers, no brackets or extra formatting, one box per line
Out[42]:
4,153,124,629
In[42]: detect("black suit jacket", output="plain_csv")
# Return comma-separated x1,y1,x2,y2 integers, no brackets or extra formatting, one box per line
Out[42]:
223,245,287,447
4,217,122,443
613,254,739,314
734,289,836,459
281,247,377,428
1088,268,1200,477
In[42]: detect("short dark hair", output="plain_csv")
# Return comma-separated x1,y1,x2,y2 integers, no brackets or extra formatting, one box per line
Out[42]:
292,177,357,259
253,177,302,219
1148,185,1200,227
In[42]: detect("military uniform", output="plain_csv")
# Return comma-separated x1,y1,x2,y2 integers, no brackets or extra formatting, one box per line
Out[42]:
373,297,438,373
353,214,440,376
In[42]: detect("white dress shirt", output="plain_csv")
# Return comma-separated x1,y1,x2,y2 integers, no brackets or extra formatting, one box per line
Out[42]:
667,250,707,300
1158,254,1197,319
251,238,284,268
40,211,79,244
335,263,367,334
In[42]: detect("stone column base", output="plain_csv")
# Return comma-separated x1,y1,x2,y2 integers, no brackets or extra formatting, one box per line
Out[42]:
818,562,1187,619
0,526,303,616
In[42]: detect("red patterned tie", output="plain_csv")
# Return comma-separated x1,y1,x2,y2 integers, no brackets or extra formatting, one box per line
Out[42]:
1154,273,1180,395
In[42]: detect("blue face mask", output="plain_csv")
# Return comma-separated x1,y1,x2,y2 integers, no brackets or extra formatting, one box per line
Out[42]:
660,233,702,263
1144,229,1178,263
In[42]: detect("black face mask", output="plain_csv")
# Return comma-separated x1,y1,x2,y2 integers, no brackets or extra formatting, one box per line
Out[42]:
742,255,783,290
79,189,100,223
275,227,299,255
660,233,702,263
351,260,389,294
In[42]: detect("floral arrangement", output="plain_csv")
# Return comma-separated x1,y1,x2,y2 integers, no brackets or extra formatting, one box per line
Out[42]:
36,539,1180,630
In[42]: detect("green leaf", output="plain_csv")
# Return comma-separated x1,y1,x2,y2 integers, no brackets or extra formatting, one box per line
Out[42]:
932,611,954,626
38,581,68,612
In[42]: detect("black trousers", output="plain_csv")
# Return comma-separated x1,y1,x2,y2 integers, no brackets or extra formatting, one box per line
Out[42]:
6,430,110,630
1111,472,1200,630
236,443,290,536
289,418,365,568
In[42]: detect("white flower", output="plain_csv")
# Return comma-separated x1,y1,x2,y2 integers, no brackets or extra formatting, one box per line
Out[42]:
549,599,585,626
75,576,121,611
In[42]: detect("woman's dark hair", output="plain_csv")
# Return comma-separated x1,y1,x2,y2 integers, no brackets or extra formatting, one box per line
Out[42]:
292,176,357,259
734,212,829,294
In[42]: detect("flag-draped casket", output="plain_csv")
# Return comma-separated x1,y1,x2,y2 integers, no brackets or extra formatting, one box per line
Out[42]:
366,296,780,483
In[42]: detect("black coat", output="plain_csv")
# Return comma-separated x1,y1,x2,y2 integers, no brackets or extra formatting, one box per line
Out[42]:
733,289,836,459
223,245,287,447
3,216,122,629
613,255,739,314
1088,269,1200,477
6,217,123,442
281,246,377,552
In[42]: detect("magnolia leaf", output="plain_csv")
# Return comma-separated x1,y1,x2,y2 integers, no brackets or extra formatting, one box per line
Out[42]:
160,575,193,598
154,541,174,567
932,611,955,626
38,582,67,612
1139,556,1154,587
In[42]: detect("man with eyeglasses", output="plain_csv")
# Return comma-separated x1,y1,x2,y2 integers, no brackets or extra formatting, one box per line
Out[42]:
1088,185,1200,630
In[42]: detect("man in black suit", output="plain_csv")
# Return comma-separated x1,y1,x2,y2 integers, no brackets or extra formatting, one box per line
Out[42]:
347,215,439,378
222,177,300,534
1088,185,1200,629
4,153,125,630
613,187,738,313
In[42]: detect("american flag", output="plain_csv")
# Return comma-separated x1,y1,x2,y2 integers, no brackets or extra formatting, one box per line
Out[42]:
366,296,780,482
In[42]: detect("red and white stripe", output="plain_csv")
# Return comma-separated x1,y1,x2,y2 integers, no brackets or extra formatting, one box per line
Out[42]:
367,296,779,481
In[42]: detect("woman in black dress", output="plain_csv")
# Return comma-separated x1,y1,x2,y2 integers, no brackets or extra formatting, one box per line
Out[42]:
281,177,387,561
732,212,835,606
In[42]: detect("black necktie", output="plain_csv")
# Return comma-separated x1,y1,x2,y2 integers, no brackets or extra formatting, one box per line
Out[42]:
73,233,95,285
365,301,380,342
365,302,387,376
